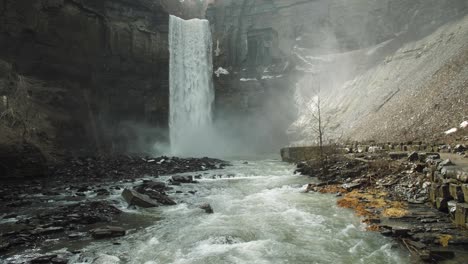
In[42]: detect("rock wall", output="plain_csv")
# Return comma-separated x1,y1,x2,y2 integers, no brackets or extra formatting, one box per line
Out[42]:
208,0,468,147
209,0,467,67
324,17,468,143
1,0,466,156
0,0,180,155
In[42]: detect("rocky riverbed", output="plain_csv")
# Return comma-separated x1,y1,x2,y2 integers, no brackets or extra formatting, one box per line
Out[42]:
0,155,228,263
1,159,412,264
298,151,468,263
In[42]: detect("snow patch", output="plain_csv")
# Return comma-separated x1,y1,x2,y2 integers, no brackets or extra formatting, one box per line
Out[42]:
444,128,458,135
460,121,468,129
214,67,229,77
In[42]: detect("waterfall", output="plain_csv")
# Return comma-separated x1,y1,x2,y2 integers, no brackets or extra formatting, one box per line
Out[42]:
169,15,214,156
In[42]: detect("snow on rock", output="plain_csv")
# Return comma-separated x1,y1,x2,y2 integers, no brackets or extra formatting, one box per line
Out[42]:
444,128,458,135
460,121,468,129
240,78,257,82
260,75,283,80
214,67,229,77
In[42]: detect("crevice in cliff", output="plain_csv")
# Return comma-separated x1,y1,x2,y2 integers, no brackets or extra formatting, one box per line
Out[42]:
65,0,106,20
232,0,249,67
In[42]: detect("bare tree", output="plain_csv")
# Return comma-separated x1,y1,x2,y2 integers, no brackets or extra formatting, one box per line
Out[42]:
0,75,38,142
309,81,329,168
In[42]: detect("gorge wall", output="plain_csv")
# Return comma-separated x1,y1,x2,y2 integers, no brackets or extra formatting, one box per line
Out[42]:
0,0,189,156
0,0,467,158
207,0,468,147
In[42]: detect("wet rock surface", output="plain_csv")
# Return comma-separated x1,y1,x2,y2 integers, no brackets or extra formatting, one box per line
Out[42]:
0,200,121,255
0,155,228,262
198,203,214,214
299,150,468,263
90,226,126,239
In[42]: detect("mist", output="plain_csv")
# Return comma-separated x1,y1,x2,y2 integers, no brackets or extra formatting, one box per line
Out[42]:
121,0,468,159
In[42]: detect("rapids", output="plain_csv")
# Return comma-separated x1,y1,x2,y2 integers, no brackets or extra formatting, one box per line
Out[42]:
70,160,410,264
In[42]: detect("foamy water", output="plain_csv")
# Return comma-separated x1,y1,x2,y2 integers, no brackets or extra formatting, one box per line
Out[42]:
169,15,214,156
70,160,410,264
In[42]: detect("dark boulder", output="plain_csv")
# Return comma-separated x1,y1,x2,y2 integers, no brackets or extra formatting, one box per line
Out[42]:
122,189,159,208
133,181,176,205
199,203,214,214
135,181,167,193
171,175,195,183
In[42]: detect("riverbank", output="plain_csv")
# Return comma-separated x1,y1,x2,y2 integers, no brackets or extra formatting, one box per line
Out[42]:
296,149,468,263
2,159,412,264
0,155,228,263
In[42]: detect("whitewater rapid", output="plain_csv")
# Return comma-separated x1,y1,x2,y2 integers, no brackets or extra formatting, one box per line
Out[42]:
70,160,410,264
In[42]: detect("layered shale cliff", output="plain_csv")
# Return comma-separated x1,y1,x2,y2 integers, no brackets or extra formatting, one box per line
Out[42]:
0,0,184,156
207,0,468,146
1,0,467,158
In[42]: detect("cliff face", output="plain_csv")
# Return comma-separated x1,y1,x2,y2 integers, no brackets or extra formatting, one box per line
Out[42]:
1,0,466,157
0,0,178,154
208,0,468,146
209,0,467,67
323,17,468,143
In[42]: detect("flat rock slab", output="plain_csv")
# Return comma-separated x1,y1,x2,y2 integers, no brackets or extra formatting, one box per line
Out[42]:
90,226,126,239
122,189,159,208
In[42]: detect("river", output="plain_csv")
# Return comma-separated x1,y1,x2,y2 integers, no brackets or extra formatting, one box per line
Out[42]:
69,159,410,264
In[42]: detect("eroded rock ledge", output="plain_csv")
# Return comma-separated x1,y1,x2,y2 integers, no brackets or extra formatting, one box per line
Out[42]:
292,140,468,263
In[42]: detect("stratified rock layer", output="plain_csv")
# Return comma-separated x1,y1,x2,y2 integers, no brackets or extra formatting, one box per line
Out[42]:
0,0,177,154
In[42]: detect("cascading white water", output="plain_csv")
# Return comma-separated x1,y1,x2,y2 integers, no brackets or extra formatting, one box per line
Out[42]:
169,15,214,156
65,160,411,264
